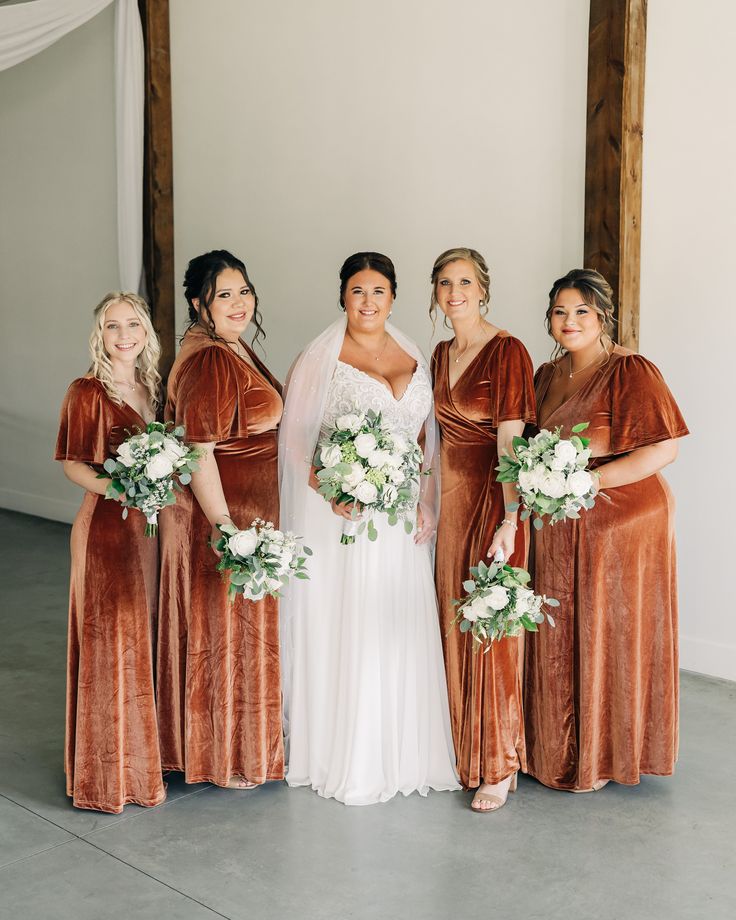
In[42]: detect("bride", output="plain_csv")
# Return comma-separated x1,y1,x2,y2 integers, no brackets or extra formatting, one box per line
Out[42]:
278,252,460,805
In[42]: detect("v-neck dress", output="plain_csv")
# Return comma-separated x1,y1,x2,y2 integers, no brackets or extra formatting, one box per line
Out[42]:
157,329,285,786
524,346,689,790
55,377,165,813
432,333,536,787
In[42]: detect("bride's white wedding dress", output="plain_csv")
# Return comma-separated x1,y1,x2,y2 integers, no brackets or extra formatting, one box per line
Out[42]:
283,358,460,805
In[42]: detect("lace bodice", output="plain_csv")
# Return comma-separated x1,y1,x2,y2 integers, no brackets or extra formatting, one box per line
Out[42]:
321,361,433,440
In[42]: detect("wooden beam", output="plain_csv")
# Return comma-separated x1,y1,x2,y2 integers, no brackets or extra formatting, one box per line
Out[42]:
584,0,647,351
138,0,175,378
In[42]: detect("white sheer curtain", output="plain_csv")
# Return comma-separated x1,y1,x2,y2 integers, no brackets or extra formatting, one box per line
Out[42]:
0,0,145,292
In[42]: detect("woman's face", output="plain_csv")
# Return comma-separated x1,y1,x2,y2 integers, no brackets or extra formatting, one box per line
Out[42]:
102,301,147,364
198,267,255,339
434,259,486,324
343,269,394,333
549,288,603,352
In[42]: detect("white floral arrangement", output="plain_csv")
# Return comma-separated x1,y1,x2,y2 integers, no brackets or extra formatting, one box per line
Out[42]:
496,422,598,529
214,519,312,602
100,422,200,536
314,408,424,544
453,558,558,649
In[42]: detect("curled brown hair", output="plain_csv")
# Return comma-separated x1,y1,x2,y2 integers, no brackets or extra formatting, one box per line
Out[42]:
546,269,616,358
429,247,490,332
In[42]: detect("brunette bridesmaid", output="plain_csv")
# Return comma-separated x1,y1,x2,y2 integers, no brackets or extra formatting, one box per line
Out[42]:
430,248,536,812
55,292,165,813
524,269,689,792
157,250,284,788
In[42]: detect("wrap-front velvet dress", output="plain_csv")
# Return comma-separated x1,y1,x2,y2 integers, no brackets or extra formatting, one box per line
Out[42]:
55,377,165,813
433,332,536,788
157,328,285,786
524,346,689,790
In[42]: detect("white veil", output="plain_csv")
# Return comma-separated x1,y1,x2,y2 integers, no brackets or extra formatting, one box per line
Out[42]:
277,315,440,743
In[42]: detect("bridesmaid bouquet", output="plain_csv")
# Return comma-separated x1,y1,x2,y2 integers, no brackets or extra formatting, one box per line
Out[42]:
214,519,312,602
314,409,424,544
101,422,200,536
496,422,598,529
453,558,558,650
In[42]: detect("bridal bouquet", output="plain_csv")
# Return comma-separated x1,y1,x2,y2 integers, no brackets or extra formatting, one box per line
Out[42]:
101,422,200,536
314,409,424,544
453,558,558,650
496,422,598,529
214,519,312,602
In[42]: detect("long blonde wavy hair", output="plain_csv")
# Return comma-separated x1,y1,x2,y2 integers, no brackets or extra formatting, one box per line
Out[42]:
89,292,162,409
429,247,491,333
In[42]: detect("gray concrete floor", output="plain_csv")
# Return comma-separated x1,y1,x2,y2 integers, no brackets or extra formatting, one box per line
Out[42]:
0,508,734,920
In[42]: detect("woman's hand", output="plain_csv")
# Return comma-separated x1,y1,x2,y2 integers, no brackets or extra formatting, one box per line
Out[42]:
487,520,517,562
330,498,360,521
209,522,224,558
415,503,436,545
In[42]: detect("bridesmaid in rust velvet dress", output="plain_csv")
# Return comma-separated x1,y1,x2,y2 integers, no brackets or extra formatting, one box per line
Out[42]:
56,292,165,813
525,269,689,792
430,248,536,812
157,250,284,789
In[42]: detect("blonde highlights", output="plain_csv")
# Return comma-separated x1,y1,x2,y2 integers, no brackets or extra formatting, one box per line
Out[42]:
89,292,162,409
545,268,616,360
429,247,491,332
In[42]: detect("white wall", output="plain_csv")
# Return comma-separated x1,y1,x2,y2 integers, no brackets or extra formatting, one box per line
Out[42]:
169,0,589,377
640,0,736,681
0,4,118,523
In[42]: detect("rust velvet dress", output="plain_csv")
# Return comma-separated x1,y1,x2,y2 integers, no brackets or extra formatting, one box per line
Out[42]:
433,333,536,788
157,328,285,786
524,347,689,790
55,377,165,813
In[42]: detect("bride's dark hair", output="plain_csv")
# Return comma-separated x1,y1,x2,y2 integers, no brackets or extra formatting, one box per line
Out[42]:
338,252,397,309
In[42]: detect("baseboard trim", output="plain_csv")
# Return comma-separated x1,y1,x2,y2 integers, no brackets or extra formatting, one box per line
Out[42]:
680,634,736,683
0,487,77,525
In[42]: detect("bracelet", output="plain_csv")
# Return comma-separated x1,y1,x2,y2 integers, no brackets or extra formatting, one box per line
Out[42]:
499,518,517,530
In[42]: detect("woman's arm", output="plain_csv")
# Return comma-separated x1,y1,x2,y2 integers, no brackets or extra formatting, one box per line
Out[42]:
487,419,525,560
596,439,679,491
62,460,114,498
188,442,234,555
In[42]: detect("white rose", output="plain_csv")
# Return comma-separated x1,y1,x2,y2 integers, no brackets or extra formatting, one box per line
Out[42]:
485,585,510,611
335,413,362,433
462,595,489,623
352,480,378,504
514,587,535,615
553,440,578,468
162,438,187,462
381,483,398,504
320,443,343,468
539,470,567,500
518,469,538,493
382,452,403,469
145,453,174,481
354,433,377,458
342,462,366,489
390,433,408,454
228,528,259,558
388,468,405,485
116,442,136,467
567,469,594,498
576,448,592,468
367,449,391,469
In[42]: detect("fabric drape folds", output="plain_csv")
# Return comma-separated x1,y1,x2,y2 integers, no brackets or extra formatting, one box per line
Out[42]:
524,347,689,790
55,377,165,813
0,0,144,291
157,329,285,787
432,333,537,787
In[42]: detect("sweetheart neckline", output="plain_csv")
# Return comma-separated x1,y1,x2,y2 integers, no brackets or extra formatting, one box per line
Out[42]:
336,360,421,403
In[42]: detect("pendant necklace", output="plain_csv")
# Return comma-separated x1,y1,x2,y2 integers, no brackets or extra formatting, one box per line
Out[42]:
114,379,137,392
453,327,485,364
568,345,608,379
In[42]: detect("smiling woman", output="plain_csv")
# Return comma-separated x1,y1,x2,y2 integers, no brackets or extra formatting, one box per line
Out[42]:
55,292,165,813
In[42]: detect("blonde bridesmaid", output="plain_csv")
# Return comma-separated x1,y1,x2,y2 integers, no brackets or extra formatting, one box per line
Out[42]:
56,293,165,813
157,250,285,789
524,269,689,791
430,248,536,812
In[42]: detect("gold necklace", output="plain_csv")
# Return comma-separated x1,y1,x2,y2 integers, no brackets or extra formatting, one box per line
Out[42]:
453,327,485,364
568,345,608,378
347,330,390,362
114,378,137,392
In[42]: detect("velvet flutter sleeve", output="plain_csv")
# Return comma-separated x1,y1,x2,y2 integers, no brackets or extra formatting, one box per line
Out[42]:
609,354,689,455
55,378,110,463
174,345,248,442
489,335,537,426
